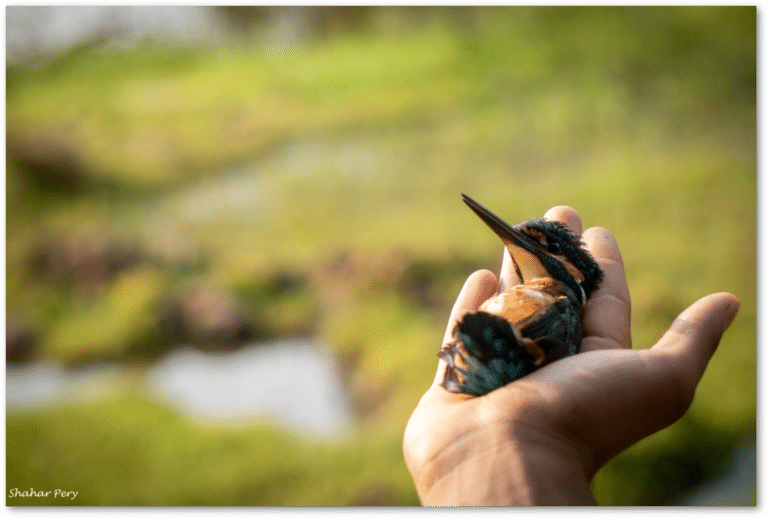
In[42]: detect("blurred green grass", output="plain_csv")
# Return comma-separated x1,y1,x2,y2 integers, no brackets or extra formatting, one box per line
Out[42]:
6,396,419,505
6,6,755,506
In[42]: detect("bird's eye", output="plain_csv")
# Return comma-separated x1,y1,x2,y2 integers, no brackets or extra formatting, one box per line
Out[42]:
546,241,562,254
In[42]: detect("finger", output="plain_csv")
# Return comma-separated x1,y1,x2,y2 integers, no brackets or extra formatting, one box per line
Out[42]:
651,292,740,389
435,269,498,385
544,205,583,236
497,247,520,293
581,226,632,350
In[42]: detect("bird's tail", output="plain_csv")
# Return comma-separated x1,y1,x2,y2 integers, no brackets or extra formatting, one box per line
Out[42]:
438,311,538,396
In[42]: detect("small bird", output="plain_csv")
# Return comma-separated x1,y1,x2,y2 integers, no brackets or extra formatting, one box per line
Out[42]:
438,194,604,396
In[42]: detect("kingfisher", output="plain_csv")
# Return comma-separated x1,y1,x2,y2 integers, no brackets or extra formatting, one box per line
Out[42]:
438,194,604,396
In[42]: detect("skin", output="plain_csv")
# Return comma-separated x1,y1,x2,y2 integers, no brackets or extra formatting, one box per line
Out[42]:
403,206,740,506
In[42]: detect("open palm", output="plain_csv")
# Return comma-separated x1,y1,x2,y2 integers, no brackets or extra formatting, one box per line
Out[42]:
403,206,739,505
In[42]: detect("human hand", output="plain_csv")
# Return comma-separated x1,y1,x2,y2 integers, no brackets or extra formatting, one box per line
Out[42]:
403,206,740,506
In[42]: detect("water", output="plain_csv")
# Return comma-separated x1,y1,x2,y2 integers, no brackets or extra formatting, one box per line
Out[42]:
6,339,356,439
6,361,124,409
6,6,214,63
146,340,355,438
6,6,317,65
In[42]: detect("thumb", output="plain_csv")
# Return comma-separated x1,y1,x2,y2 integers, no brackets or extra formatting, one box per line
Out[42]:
652,292,740,387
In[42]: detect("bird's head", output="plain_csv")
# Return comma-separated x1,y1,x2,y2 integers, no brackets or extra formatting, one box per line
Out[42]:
462,194,604,304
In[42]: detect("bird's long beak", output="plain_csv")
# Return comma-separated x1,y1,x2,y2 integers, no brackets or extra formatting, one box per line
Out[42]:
461,194,551,283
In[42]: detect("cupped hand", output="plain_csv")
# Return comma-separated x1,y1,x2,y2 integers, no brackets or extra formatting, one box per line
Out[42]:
403,206,740,506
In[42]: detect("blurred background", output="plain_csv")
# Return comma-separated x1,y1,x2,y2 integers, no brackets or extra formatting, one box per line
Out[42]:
6,6,755,506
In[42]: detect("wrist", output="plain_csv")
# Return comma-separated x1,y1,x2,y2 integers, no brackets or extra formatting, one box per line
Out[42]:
416,424,596,506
